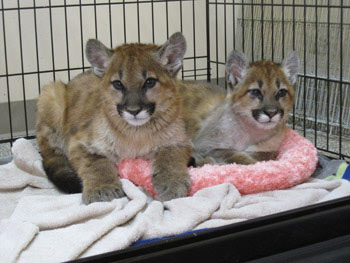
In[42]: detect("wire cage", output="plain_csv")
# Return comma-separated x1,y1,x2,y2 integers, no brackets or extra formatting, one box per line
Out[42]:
0,0,349,161
1,1,350,262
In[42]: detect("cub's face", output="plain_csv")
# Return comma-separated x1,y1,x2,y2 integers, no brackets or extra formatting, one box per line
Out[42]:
104,45,177,127
85,32,186,127
226,51,299,130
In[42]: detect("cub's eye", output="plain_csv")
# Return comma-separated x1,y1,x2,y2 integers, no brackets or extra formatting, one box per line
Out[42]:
276,89,288,99
143,78,157,89
112,80,124,91
248,89,262,99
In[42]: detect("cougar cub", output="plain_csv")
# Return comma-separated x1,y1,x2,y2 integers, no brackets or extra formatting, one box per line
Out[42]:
36,32,192,204
181,50,299,165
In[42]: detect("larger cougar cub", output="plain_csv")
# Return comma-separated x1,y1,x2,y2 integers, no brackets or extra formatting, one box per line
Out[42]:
181,50,299,165
36,32,192,204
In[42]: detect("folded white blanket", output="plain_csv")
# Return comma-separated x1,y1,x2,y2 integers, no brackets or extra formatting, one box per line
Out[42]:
0,138,349,263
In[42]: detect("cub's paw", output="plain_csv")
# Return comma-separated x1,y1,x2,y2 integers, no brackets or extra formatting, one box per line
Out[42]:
82,183,125,204
192,152,217,167
195,156,217,166
152,172,191,201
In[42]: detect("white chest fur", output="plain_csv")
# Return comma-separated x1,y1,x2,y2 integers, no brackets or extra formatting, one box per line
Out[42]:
88,117,186,161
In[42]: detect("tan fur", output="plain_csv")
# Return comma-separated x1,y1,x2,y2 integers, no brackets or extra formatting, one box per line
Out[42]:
36,35,192,204
179,80,226,138
180,54,298,165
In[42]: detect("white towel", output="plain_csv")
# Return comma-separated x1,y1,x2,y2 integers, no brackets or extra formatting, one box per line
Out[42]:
0,138,349,263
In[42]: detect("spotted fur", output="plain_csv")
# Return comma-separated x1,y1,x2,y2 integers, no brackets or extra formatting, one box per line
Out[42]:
180,51,299,165
36,32,192,204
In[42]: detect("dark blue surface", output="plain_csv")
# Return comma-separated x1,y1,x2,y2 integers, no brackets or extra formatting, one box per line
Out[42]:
132,228,208,247
342,164,350,181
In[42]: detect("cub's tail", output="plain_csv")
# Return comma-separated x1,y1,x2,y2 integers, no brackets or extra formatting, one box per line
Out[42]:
42,147,82,193
36,82,82,193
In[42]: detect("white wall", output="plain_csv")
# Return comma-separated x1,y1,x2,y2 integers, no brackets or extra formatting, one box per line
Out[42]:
0,0,212,103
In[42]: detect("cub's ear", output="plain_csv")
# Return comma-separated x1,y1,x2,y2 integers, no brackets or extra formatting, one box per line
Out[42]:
156,32,186,77
282,51,299,85
225,50,249,88
86,39,114,77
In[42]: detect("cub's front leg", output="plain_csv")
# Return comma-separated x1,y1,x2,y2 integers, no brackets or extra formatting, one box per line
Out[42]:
192,151,217,167
152,144,192,201
224,151,258,165
68,144,125,204
224,151,278,165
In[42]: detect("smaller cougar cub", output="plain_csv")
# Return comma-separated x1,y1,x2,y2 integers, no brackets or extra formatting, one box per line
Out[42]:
191,50,299,165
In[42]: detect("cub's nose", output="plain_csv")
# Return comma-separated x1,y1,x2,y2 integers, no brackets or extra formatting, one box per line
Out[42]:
126,106,142,116
263,108,278,118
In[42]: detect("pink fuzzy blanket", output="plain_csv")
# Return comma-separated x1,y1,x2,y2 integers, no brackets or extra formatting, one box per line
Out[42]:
118,128,318,196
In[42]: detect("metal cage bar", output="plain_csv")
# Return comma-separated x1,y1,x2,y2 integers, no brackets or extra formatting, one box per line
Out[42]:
0,0,348,160
206,0,349,160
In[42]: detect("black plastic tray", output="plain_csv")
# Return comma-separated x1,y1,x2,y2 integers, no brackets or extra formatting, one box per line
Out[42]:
72,195,350,263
